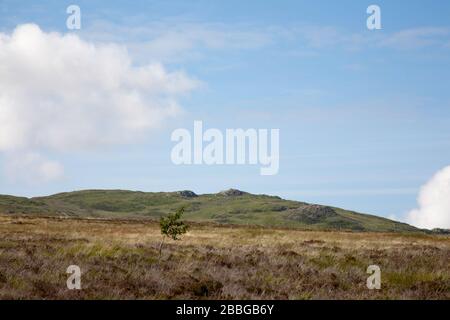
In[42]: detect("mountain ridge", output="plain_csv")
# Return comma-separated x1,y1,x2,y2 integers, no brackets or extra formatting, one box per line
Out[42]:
0,188,421,233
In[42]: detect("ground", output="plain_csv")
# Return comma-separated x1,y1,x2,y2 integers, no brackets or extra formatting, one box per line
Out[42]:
0,214,448,299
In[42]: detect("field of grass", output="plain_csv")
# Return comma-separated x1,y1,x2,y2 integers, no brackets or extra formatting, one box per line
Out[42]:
0,214,448,300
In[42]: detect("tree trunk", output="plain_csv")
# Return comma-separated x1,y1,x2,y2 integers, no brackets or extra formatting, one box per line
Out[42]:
158,237,165,258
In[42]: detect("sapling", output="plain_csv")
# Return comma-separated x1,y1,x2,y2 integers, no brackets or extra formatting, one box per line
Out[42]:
159,207,189,256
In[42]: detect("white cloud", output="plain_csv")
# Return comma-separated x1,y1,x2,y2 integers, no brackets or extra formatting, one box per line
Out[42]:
295,26,450,51
407,166,450,229
81,21,450,65
0,24,199,182
380,27,450,49
295,26,346,48
83,21,273,63
3,152,64,183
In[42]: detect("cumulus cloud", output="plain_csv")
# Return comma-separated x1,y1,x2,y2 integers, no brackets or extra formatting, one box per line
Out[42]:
407,166,450,229
3,152,64,183
0,24,199,182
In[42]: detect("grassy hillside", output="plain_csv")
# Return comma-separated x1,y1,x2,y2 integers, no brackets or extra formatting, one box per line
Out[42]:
0,189,419,232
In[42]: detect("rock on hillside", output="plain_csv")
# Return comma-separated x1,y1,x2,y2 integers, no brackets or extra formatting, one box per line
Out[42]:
177,190,198,198
218,189,247,196
287,204,337,223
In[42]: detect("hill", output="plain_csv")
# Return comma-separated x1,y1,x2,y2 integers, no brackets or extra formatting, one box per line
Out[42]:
0,189,419,232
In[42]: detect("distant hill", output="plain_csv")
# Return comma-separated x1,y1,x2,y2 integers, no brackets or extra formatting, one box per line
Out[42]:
0,189,420,233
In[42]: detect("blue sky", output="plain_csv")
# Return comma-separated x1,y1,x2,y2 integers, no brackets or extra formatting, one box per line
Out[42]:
1,0,450,224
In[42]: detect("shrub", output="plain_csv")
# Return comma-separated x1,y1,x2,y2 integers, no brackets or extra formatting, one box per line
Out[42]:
159,207,189,256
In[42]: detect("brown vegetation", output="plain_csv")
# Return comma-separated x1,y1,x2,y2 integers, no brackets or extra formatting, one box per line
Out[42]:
0,214,448,299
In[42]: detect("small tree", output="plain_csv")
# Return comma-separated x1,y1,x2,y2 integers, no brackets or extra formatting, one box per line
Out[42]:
159,207,189,256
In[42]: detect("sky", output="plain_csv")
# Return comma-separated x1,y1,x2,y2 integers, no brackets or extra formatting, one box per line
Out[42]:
0,0,449,228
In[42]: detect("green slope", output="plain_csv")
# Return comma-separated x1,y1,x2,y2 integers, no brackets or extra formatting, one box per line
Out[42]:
0,189,419,232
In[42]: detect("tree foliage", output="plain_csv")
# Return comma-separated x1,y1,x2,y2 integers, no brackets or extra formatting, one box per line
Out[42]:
160,206,189,240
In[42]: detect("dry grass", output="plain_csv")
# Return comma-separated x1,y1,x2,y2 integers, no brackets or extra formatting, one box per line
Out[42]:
0,214,448,300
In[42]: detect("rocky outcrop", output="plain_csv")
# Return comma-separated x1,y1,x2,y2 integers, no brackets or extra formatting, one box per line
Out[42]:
431,228,450,235
218,189,247,196
287,205,338,223
177,190,198,198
